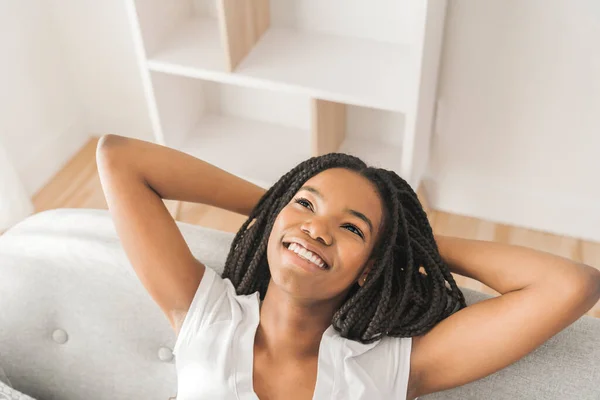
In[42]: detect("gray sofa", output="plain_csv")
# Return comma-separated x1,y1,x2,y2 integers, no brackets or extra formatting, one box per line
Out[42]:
0,209,598,399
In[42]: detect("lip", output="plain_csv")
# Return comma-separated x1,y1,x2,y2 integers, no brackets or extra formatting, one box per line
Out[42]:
281,243,328,273
282,237,331,270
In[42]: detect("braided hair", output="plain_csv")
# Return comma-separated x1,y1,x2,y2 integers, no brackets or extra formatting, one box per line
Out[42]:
222,153,466,344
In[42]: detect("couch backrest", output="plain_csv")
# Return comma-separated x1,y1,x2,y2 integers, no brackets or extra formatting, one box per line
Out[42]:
421,289,600,399
0,209,598,399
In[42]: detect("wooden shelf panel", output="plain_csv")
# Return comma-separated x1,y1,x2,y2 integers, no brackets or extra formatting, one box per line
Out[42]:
176,115,311,188
148,22,412,112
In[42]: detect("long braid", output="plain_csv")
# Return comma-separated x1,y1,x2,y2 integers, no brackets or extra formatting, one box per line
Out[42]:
221,153,467,343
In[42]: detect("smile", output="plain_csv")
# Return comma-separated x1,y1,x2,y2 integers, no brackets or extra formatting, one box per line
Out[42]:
284,242,329,270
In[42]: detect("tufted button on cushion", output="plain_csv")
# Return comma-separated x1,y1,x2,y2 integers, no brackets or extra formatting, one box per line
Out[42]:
51,329,69,344
158,347,174,362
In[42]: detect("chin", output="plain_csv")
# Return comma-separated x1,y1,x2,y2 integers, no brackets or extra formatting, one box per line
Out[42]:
266,236,325,299
270,262,306,291
266,262,318,301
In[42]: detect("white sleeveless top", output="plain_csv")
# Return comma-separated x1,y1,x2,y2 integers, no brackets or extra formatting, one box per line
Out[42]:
173,267,413,399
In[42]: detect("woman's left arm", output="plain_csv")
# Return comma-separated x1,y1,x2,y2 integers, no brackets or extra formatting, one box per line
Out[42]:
407,235,600,399
434,235,599,296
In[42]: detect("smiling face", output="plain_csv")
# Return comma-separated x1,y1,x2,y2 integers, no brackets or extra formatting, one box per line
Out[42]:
266,168,384,304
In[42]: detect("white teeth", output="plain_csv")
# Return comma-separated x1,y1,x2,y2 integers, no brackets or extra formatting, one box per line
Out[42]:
310,255,322,267
287,242,326,269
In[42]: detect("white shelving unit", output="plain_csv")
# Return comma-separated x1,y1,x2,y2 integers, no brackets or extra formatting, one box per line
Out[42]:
127,0,447,189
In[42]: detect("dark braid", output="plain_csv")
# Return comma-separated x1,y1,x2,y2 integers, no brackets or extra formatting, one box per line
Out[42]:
222,153,467,343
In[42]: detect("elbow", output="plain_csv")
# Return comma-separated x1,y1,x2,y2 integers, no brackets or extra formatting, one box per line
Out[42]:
97,134,128,154
96,134,130,167
585,264,600,301
564,264,600,312
579,263,600,292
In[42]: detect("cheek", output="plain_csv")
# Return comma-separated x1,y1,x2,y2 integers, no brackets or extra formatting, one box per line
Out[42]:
270,207,292,233
336,239,370,270
272,211,288,231
267,213,286,248
266,210,293,264
326,240,371,292
266,221,282,260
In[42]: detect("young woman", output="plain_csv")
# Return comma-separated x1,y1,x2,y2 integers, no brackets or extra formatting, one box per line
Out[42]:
96,134,600,400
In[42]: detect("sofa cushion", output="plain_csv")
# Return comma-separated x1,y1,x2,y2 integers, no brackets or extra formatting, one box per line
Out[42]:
0,208,599,400
0,380,36,400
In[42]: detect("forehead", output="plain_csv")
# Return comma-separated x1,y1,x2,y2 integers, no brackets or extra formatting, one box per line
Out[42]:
300,168,383,224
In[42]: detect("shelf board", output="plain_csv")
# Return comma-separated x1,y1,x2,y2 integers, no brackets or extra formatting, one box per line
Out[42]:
176,115,311,188
338,137,402,172
148,19,412,112
237,28,411,112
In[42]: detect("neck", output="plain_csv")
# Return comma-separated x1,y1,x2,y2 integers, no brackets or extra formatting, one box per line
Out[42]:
255,280,342,360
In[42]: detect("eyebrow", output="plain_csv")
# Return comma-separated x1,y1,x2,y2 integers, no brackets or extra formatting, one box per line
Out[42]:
299,186,374,235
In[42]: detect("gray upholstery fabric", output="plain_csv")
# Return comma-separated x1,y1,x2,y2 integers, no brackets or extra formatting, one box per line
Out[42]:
0,209,598,399
421,291,600,400
0,364,12,387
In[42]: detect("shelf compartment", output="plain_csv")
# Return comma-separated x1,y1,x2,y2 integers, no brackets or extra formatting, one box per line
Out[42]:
134,0,227,72
229,0,414,112
338,137,403,173
179,116,310,188
150,72,311,188
312,99,404,173
147,16,227,73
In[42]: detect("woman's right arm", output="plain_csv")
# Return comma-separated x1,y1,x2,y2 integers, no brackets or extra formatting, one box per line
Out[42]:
96,134,266,335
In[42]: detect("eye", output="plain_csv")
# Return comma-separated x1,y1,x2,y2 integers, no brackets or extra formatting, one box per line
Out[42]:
294,197,313,211
293,197,364,239
343,224,364,239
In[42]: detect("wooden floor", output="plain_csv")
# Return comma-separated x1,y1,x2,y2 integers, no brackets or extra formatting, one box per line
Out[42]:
31,137,600,318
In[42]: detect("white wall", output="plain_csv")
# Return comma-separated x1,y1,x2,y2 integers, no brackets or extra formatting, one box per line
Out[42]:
7,0,596,241
0,1,88,196
425,0,600,242
47,0,154,142
0,0,154,197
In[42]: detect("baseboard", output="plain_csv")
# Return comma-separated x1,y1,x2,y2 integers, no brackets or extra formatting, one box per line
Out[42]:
423,176,600,243
17,121,91,197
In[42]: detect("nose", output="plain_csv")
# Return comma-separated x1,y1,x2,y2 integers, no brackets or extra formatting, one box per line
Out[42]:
300,217,333,246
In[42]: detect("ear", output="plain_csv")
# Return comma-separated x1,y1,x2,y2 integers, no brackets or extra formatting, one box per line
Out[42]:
358,259,375,287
